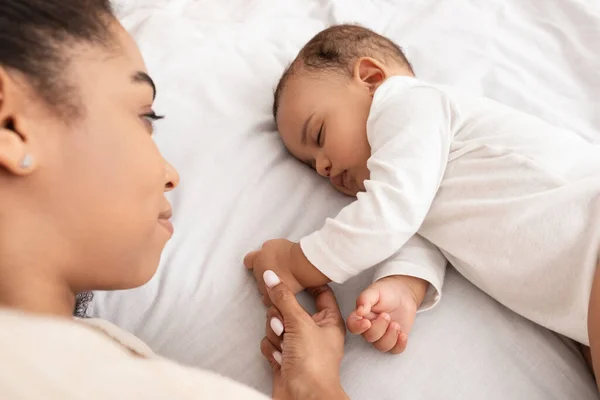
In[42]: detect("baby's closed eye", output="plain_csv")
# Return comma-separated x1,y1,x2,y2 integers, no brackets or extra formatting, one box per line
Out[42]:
316,124,324,147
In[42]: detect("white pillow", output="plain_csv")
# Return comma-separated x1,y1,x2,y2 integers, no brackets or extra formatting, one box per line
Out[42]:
93,1,600,398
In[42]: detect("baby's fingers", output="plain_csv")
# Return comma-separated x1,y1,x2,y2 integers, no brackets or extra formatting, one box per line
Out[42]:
373,322,402,353
362,312,391,343
390,329,409,354
356,286,381,317
252,269,267,292
346,311,371,335
243,250,259,270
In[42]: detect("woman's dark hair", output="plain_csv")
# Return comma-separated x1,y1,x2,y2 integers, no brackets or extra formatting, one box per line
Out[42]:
1,0,114,317
0,0,115,114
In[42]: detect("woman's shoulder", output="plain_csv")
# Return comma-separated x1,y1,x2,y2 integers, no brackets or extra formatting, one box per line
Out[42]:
81,317,156,357
0,308,153,357
0,308,269,400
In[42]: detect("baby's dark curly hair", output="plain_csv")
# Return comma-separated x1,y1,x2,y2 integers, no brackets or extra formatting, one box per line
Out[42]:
273,24,414,120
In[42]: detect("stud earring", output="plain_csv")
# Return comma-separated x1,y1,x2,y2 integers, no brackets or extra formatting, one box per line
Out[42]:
19,154,32,169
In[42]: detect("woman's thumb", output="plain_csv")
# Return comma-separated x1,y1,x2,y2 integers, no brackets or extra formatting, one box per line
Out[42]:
264,270,303,319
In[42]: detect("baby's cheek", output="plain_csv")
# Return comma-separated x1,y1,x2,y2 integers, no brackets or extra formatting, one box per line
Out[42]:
342,185,359,198
358,171,370,191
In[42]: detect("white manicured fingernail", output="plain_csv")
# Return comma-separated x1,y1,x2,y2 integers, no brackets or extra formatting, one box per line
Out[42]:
263,270,281,288
273,351,282,365
270,317,284,336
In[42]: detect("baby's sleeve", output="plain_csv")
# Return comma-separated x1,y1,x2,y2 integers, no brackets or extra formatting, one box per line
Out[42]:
373,234,447,312
300,79,457,283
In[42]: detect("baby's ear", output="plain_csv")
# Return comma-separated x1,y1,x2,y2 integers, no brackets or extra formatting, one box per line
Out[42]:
354,57,386,95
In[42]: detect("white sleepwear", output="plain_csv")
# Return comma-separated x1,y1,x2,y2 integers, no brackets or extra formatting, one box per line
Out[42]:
300,76,600,345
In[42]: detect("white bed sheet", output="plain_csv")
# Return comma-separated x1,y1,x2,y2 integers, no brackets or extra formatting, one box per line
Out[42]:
92,1,600,398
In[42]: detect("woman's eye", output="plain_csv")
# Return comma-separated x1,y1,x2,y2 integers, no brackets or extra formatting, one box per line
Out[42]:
142,111,165,131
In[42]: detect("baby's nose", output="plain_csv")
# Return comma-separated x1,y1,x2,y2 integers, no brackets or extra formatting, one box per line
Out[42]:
315,155,332,177
318,163,331,177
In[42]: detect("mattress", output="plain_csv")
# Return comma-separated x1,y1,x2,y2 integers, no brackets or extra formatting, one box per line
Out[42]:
92,1,600,398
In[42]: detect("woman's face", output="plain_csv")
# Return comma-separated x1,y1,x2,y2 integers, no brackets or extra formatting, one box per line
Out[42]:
0,19,179,292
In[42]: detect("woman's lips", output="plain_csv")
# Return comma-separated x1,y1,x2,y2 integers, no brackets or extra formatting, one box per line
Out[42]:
158,208,174,235
158,218,174,235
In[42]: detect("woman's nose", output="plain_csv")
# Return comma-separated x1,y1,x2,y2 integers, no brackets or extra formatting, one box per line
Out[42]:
316,157,331,177
164,161,180,191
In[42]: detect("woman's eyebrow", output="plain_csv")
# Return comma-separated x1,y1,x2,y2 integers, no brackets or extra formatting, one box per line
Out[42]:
131,71,157,100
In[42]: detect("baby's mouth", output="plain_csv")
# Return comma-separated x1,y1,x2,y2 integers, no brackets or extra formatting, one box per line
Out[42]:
330,170,347,189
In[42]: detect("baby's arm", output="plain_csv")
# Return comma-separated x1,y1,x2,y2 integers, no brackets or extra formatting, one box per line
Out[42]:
289,242,331,287
246,82,456,301
372,234,447,312
300,81,456,284
347,235,447,353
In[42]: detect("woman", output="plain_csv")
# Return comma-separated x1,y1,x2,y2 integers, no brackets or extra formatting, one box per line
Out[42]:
0,1,348,398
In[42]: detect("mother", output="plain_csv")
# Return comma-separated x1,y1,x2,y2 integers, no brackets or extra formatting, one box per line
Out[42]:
0,1,348,398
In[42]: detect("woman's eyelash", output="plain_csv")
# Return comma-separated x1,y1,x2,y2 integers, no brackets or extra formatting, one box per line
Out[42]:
142,111,165,130
143,111,165,122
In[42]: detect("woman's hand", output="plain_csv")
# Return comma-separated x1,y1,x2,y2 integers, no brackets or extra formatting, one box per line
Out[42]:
260,271,349,400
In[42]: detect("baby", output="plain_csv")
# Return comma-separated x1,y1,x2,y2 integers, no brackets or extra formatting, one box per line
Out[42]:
244,24,600,354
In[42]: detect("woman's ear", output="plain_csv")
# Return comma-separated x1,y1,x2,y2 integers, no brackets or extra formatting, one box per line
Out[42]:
353,57,387,96
0,68,36,176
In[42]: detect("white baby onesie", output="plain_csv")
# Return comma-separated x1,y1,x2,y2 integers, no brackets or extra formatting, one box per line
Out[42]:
300,76,600,345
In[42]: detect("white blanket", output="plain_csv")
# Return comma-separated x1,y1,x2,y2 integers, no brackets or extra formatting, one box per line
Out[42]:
92,1,600,398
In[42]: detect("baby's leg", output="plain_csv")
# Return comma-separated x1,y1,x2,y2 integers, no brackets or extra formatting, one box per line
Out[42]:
587,260,600,386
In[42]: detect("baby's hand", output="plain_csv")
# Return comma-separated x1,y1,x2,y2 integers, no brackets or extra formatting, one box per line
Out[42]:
346,275,425,354
244,239,304,305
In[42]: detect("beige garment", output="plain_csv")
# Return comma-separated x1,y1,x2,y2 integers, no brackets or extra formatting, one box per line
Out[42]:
0,308,269,400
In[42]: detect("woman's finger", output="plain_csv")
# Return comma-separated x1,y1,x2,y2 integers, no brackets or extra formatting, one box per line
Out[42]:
261,293,272,307
264,271,307,321
362,312,391,343
373,321,401,352
307,285,345,332
307,285,341,314
260,337,283,369
266,313,284,350
267,308,285,334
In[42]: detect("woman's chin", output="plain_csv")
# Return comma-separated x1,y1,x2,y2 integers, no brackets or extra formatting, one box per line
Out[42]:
106,269,158,291
94,256,162,292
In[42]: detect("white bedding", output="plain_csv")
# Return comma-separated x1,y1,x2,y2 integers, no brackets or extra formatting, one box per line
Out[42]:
92,1,600,398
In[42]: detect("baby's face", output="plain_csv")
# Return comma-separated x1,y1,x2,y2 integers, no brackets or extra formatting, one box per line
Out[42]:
277,73,373,197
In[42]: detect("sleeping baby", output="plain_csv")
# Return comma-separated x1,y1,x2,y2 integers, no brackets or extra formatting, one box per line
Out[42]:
244,24,600,354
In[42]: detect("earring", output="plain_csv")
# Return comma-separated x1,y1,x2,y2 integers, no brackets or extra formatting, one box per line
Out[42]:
19,154,32,169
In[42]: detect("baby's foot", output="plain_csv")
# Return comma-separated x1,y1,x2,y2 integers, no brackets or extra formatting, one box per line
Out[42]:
346,275,422,354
